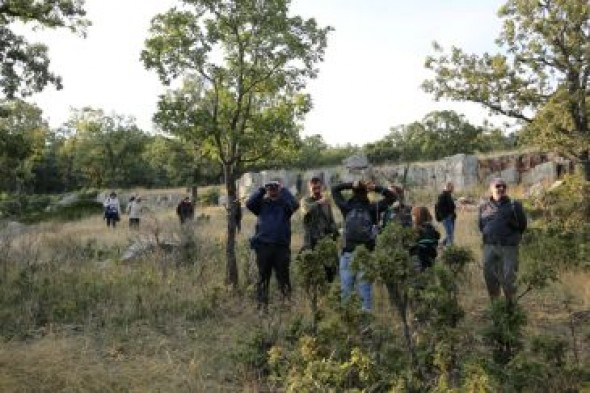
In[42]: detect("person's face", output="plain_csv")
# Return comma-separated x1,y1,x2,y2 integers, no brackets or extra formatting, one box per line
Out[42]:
266,185,279,198
491,182,507,201
309,181,322,197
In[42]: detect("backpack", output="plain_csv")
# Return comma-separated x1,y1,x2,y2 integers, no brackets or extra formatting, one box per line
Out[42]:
344,206,376,245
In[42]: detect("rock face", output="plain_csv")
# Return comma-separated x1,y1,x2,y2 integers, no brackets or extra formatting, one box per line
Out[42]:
238,151,571,197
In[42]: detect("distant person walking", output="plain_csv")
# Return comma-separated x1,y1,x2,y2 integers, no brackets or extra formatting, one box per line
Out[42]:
246,180,299,312
332,180,396,311
435,182,456,246
301,176,338,282
176,196,194,224
103,191,121,228
127,196,143,229
478,178,527,304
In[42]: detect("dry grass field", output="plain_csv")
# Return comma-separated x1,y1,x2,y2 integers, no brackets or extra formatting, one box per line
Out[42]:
0,191,589,392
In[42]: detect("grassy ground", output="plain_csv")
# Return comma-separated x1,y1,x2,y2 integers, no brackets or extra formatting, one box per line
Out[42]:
0,198,589,392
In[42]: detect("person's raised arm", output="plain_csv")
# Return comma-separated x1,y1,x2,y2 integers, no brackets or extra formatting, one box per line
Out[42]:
331,182,352,211
279,187,299,216
372,185,397,213
246,187,266,216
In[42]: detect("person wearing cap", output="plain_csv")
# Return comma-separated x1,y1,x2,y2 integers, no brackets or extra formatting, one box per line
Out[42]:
103,191,121,228
332,179,397,311
176,196,194,224
478,178,527,303
246,179,300,312
300,176,339,282
435,182,457,247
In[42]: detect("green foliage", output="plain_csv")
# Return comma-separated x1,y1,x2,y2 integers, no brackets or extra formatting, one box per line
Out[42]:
0,0,88,98
524,174,590,271
0,100,48,193
423,0,590,176
295,238,338,329
197,187,220,207
142,0,332,287
482,300,527,365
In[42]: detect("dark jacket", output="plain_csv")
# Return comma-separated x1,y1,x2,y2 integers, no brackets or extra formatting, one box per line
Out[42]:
331,182,396,252
478,196,527,246
435,190,456,221
410,223,440,270
176,200,194,219
246,187,300,247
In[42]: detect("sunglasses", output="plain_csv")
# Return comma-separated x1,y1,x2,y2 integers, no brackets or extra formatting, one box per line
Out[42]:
494,184,507,190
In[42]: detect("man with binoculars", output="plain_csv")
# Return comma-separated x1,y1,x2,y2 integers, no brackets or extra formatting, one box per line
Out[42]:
246,179,300,312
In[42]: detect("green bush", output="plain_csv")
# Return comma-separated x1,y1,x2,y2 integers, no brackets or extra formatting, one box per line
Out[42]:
197,187,221,206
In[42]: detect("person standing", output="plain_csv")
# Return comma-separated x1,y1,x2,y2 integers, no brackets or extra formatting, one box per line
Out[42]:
103,191,121,228
127,196,143,229
246,180,300,312
435,182,456,246
478,178,527,303
409,206,441,271
176,196,194,224
332,180,396,311
300,176,338,282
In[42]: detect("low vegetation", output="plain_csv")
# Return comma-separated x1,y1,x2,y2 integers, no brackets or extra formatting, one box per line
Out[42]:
0,176,589,392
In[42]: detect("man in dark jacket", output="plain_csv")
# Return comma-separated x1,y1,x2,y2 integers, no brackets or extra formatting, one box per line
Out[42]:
478,178,527,303
176,196,194,224
332,180,396,311
246,180,300,311
300,176,338,281
435,182,456,246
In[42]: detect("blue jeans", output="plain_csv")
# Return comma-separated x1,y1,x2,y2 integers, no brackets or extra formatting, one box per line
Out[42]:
340,252,372,311
442,216,455,246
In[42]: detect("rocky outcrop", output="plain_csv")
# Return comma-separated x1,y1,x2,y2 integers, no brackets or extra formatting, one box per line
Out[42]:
238,151,572,197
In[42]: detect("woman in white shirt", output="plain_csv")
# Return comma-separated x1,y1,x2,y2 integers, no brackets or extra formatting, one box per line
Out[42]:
127,196,143,229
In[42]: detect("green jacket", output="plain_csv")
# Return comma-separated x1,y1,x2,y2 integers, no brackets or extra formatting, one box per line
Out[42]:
301,195,338,250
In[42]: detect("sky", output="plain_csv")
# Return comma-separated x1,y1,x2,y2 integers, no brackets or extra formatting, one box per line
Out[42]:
22,0,505,146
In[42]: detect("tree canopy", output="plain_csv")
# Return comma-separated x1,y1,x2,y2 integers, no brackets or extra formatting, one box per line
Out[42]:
0,0,88,98
423,0,590,178
142,0,332,286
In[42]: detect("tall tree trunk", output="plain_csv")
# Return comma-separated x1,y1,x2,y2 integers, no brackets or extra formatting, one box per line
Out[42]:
224,163,239,288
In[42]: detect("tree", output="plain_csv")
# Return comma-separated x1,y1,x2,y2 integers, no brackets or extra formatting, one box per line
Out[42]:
63,108,150,189
423,0,590,179
142,0,331,287
0,0,88,98
0,100,48,193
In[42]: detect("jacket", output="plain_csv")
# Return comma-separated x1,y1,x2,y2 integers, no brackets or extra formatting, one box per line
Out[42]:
478,196,527,246
104,197,121,214
435,190,456,221
301,194,337,249
331,182,396,252
127,201,142,219
410,223,440,270
246,187,300,247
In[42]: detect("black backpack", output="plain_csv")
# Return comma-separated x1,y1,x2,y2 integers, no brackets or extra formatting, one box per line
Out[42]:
344,206,376,246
